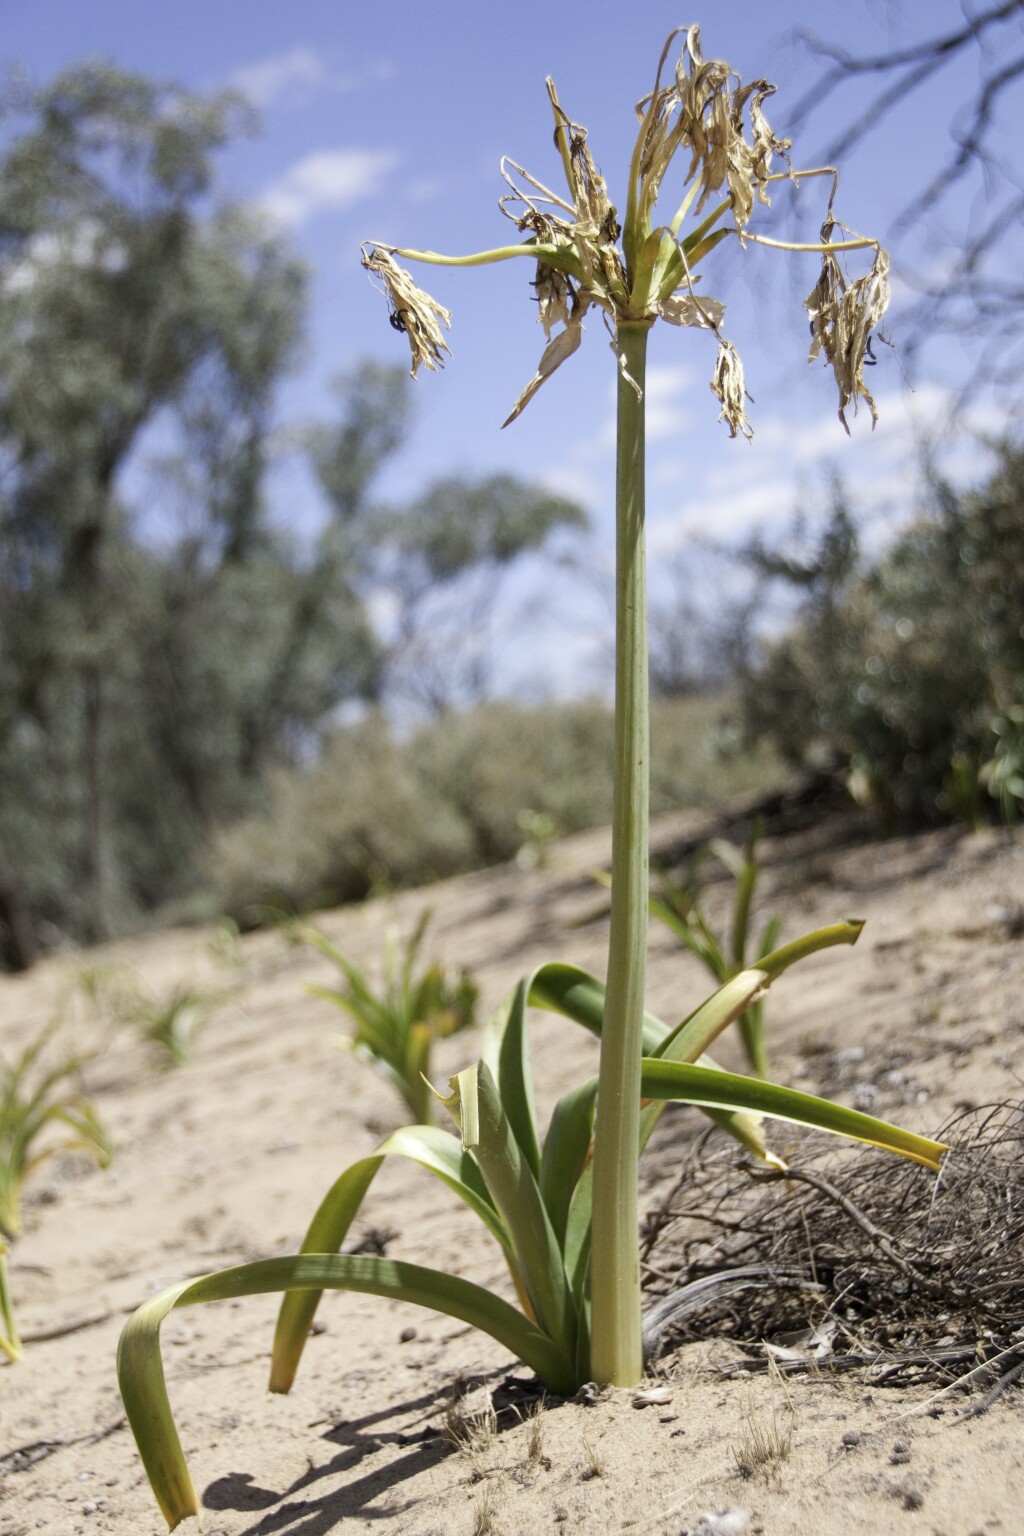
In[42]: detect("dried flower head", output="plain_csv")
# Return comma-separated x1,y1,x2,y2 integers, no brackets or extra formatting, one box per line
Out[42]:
361,245,452,378
805,210,890,431
362,28,890,438
711,339,753,441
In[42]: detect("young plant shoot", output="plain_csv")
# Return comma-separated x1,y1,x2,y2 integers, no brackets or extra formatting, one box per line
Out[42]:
650,820,781,1078
119,29,936,1529
300,911,478,1126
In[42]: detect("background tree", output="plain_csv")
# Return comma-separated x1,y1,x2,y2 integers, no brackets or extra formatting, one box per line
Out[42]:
0,65,274,943
0,67,590,965
737,443,1024,824
310,394,589,715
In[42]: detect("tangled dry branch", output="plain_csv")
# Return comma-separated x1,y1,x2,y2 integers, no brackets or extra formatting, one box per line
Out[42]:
641,1103,1024,1403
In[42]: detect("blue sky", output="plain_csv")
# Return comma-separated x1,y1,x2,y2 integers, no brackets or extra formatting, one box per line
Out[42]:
4,0,1018,694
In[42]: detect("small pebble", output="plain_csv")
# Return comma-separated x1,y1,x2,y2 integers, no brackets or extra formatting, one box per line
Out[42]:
688,1510,751,1536
399,1326,417,1343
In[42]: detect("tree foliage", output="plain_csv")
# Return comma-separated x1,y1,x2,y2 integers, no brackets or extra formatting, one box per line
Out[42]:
0,66,588,966
737,442,1024,825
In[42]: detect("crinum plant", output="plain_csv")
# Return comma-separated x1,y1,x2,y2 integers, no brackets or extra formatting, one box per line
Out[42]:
118,29,936,1528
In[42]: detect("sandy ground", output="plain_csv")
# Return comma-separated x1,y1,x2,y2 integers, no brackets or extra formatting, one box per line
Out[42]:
2,805,1023,1536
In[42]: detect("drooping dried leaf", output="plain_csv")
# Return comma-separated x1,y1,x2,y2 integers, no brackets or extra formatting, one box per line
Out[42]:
666,26,790,230
547,101,626,313
503,290,591,427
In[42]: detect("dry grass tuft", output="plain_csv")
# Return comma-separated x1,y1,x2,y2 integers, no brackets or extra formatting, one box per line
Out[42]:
732,1369,794,1481
579,1431,604,1481
443,1379,499,1481
472,1480,495,1535
518,1397,550,1470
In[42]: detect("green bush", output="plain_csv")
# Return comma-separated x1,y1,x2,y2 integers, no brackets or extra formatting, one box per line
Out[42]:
738,443,1024,825
210,697,782,921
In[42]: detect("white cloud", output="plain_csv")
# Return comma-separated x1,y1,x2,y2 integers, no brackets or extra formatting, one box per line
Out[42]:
366,587,401,637
259,149,395,227
538,464,603,511
649,475,800,553
231,48,339,108
649,376,1016,558
644,364,694,442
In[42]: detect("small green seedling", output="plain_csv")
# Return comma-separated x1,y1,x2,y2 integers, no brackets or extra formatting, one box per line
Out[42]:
77,965,220,1070
651,820,781,1076
1,1021,112,1360
117,28,938,1530
516,809,560,870
125,983,219,1070
299,911,478,1125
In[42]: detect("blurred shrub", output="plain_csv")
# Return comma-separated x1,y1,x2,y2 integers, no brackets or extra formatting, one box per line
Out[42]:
738,442,1024,825
210,697,782,921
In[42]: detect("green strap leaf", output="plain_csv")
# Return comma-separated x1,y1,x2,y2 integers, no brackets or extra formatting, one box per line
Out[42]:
540,1079,597,1247
563,1162,593,1302
638,1059,947,1169
0,1237,22,1363
757,914,784,960
758,920,864,980
652,969,769,1064
737,997,769,1081
403,1022,433,1124
401,908,432,994
526,961,669,1054
497,978,542,1178
442,1063,577,1355
270,1124,506,1392
730,856,757,969
525,960,768,1158
120,1253,577,1531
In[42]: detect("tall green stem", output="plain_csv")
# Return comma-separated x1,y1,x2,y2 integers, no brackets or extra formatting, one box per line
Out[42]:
590,320,651,1385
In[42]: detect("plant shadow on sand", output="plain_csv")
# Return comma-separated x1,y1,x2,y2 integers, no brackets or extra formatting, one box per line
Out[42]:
204,1371,544,1534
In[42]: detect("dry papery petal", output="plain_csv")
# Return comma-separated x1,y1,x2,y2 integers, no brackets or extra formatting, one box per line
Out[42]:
805,215,843,363
533,262,575,339
672,25,790,229
558,114,626,311
361,245,452,379
659,292,725,329
806,239,890,432
710,338,753,441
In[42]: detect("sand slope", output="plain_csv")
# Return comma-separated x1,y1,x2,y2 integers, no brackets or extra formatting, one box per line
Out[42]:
2,808,1023,1535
